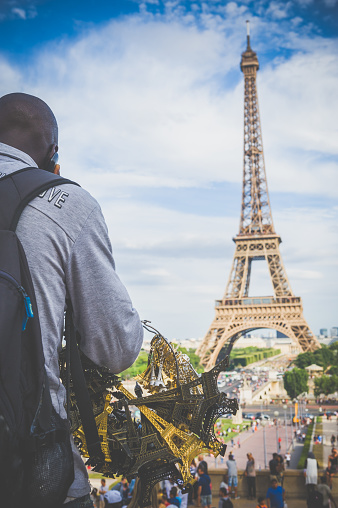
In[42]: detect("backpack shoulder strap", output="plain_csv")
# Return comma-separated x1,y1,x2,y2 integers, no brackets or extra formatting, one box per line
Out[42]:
0,167,79,231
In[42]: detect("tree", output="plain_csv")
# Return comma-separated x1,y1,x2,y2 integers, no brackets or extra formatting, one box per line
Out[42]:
295,352,314,369
283,368,308,399
294,344,336,371
328,365,338,376
314,375,338,397
120,350,149,379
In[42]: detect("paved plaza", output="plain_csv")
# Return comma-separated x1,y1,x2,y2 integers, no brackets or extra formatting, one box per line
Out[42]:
204,420,296,471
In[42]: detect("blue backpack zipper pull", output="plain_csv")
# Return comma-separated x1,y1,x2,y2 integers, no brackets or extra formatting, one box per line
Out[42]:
0,270,34,330
21,289,34,331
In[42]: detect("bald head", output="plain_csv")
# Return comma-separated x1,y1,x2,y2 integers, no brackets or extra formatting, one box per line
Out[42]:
0,93,58,170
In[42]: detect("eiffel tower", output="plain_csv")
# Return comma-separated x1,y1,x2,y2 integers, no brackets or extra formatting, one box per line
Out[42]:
197,23,320,370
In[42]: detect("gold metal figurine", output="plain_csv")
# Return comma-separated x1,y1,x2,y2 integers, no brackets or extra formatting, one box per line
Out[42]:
61,322,238,507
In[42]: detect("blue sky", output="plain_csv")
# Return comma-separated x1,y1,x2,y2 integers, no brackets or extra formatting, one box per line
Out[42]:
1,0,337,341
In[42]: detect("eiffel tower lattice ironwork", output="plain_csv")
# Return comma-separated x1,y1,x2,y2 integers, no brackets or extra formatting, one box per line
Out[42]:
197,23,320,370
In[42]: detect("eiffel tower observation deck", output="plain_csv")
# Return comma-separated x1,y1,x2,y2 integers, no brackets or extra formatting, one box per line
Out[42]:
197,22,320,370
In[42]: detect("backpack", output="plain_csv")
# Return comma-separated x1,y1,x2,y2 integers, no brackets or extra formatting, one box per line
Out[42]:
0,167,78,507
307,490,324,508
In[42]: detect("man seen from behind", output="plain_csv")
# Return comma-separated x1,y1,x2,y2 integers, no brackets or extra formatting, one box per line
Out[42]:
0,93,143,507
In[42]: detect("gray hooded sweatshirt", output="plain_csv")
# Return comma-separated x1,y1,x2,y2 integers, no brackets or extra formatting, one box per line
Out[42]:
0,143,144,500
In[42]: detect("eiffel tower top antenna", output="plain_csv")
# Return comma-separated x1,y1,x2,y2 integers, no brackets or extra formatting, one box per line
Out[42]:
246,19,251,49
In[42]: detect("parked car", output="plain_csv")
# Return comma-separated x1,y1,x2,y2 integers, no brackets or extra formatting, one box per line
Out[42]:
255,413,270,421
243,413,255,420
319,411,337,418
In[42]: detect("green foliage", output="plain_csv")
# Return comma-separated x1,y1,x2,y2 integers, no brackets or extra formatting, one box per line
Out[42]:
120,350,149,380
312,420,324,469
297,421,314,469
230,348,281,367
119,346,205,380
328,365,338,376
314,375,338,396
295,343,338,372
283,368,308,399
294,352,314,369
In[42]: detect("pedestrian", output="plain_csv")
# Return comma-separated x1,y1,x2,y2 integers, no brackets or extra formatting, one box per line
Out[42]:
244,452,256,500
316,475,337,508
197,465,212,508
304,451,318,498
218,487,233,508
269,454,280,479
266,477,285,508
99,479,109,508
198,455,209,474
220,474,229,493
189,460,197,504
226,453,239,500
0,93,144,505
331,435,336,447
256,495,268,508
326,447,338,489
285,452,291,468
169,486,181,507
277,454,285,486
90,488,99,508
118,478,131,506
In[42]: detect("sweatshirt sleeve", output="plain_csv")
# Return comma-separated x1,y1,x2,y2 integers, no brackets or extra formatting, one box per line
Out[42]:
65,204,143,373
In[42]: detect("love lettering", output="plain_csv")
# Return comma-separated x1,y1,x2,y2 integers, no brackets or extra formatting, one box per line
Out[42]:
38,187,69,209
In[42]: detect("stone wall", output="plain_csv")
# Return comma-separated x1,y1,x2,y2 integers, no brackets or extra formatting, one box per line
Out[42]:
208,469,338,499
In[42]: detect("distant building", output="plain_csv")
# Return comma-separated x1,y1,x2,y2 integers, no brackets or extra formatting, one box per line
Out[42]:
275,338,300,355
331,327,338,338
318,337,333,347
233,336,267,349
305,364,323,379
320,328,328,338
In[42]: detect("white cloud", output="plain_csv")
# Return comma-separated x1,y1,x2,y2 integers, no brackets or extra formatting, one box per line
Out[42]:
0,58,22,90
0,4,337,338
294,0,313,6
12,7,26,19
266,1,292,20
323,0,338,6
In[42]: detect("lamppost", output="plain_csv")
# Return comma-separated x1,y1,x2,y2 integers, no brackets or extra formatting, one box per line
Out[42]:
289,402,295,450
283,404,288,451
274,410,280,452
261,420,267,469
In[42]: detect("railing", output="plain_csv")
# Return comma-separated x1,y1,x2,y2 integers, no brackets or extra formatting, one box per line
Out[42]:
215,296,301,307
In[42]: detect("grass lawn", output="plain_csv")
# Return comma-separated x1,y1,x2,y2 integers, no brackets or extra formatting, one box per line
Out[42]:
214,418,252,443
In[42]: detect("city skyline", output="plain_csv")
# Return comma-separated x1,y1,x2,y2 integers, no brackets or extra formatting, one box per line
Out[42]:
0,0,337,340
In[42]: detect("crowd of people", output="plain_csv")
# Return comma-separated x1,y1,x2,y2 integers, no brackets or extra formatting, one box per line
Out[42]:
87,445,337,508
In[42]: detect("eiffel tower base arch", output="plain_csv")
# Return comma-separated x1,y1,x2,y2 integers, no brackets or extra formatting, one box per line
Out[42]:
197,296,319,371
